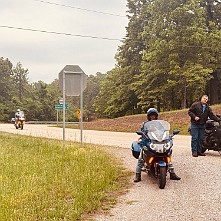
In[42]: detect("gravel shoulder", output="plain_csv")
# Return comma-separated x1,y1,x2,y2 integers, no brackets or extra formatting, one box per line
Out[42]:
94,145,221,221
0,124,221,221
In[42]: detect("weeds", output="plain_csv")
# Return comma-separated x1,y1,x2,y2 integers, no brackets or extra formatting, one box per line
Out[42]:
0,133,129,220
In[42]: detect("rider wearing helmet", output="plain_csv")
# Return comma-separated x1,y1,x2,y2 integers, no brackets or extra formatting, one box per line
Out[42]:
134,108,181,182
146,108,159,121
15,109,21,118
15,109,22,124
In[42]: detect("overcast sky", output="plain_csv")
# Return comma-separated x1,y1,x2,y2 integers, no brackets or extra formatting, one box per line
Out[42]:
0,0,128,83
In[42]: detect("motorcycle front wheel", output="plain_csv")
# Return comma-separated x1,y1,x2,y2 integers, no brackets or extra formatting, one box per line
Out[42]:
158,167,166,189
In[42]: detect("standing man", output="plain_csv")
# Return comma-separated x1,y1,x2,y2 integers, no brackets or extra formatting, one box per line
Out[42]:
188,95,220,157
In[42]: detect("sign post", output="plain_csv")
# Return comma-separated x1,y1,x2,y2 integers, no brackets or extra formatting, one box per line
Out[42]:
62,71,66,141
59,65,87,147
57,110,58,127
80,73,83,146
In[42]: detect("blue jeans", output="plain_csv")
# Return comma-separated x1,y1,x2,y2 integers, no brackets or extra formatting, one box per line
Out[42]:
191,122,205,153
136,151,144,174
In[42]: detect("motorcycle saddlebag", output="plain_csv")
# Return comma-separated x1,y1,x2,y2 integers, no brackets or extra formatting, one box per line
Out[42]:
131,141,141,159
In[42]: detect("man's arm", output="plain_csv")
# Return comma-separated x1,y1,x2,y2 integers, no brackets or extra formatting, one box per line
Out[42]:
208,108,220,121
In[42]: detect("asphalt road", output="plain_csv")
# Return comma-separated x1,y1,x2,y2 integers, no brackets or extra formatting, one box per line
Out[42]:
0,124,220,221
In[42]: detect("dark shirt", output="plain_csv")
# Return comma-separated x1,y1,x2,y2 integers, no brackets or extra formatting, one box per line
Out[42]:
188,101,219,125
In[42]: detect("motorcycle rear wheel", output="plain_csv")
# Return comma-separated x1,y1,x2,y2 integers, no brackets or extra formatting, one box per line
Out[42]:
158,167,166,189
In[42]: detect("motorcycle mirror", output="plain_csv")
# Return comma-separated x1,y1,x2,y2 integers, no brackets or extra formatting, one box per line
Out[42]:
173,129,180,135
136,130,143,135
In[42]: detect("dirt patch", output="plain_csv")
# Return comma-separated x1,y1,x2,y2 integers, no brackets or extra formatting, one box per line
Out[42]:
81,105,221,135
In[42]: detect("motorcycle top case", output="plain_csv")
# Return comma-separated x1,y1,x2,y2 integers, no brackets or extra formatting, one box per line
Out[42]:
131,141,141,159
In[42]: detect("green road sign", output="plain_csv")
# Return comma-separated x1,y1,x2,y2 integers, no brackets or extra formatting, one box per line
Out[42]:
55,104,69,110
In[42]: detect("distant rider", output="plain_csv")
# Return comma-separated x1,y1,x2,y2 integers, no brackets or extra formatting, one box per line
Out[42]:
15,109,22,123
134,108,181,182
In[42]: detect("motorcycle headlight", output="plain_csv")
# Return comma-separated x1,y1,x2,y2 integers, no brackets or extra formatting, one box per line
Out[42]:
150,143,156,150
164,141,171,150
149,141,172,152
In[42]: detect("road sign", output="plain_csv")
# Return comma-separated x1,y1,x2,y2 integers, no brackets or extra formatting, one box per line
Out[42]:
59,65,87,96
59,98,63,104
58,65,87,146
55,104,69,110
77,110,81,120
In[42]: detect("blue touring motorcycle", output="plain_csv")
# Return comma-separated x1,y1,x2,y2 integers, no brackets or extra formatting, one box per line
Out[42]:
132,120,180,189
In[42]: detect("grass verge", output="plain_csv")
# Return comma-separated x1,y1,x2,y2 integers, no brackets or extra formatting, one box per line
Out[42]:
0,132,130,220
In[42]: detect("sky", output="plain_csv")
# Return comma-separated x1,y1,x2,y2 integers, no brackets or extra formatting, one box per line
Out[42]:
0,0,128,83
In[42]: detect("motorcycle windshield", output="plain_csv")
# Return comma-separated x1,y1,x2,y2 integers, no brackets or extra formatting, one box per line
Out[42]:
143,120,170,142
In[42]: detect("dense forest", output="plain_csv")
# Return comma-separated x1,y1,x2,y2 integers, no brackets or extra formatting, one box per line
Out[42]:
1,0,221,121
95,0,221,117
0,57,105,122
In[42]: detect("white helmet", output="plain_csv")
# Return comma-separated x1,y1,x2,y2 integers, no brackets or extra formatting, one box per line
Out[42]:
17,109,20,112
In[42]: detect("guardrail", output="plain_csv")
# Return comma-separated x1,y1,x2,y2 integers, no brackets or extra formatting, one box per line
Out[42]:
25,121,80,124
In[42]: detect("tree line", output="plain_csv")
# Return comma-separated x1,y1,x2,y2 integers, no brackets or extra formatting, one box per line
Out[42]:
0,57,105,122
1,0,221,121
94,0,221,117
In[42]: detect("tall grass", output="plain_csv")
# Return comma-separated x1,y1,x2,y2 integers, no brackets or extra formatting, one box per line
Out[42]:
0,133,129,220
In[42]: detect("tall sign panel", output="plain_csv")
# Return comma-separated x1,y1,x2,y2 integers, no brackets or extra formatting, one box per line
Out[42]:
58,65,87,146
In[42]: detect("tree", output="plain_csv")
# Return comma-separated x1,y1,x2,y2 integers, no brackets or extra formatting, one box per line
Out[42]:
12,62,29,101
201,0,221,104
134,0,218,109
0,57,15,121
83,72,105,120
0,57,13,102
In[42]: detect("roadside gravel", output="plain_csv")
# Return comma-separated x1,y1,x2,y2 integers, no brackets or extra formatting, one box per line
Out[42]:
0,124,220,221
94,139,221,221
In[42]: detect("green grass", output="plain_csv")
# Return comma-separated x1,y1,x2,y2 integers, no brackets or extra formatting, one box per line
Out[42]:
0,133,129,220
170,124,190,135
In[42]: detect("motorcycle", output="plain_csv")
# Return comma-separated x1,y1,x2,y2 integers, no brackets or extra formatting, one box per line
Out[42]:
132,120,180,189
202,119,221,155
14,111,25,130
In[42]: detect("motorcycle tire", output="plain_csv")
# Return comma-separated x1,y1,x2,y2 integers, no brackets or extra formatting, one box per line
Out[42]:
21,125,23,130
158,167,166,189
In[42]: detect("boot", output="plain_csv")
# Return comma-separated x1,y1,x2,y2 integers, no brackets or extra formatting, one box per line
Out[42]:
170,173,181,180
134,173,141,182
192,152,198,157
